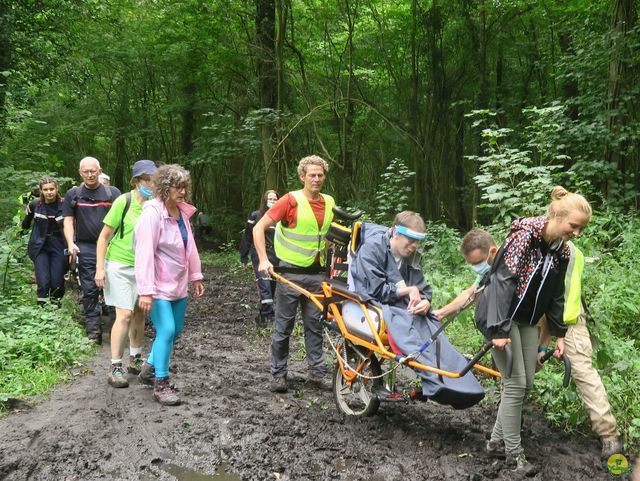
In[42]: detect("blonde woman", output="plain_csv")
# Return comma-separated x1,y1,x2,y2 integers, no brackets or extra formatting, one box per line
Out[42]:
475,186,592,474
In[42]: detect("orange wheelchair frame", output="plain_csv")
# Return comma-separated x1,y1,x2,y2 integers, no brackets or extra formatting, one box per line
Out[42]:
276,208,578,417
270,211,509,417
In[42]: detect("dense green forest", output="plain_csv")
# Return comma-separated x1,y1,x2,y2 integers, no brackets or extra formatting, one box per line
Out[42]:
0,0,638,230
0,0,639,452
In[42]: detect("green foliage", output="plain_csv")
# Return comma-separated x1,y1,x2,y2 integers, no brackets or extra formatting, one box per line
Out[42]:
0,226,92,407
534,333,640,452
420,223,483,354
0,167,72,227
580,213,640,340
466,108,565,224
369,158,415,225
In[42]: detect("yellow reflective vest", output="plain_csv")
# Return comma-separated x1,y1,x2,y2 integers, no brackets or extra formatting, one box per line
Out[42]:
274,190,335,267
563,241,585,325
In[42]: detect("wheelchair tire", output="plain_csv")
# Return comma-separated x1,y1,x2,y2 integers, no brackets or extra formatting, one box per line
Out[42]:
333,344,383,417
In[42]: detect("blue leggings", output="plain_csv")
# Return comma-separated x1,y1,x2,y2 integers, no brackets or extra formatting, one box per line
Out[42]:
147,298,188,378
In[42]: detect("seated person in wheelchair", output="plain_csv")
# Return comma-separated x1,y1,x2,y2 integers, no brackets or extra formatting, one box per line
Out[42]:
349,211,484,409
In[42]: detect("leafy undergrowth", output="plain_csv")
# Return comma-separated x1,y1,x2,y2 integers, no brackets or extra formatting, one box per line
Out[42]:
0,226,94,412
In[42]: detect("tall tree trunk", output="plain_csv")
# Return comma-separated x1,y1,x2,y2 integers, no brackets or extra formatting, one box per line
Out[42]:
274,0,288,190
558,32,579,121
256,0,277,189
339,0,357,189
454,105,467,229
605,0,636,201
409,0,421,212
0,2,11,139
181,81,196,157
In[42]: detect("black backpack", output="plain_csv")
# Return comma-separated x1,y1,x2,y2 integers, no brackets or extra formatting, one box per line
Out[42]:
112,192,132,240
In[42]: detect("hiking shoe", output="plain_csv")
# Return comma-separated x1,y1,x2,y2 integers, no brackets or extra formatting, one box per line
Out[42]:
88,332,102,345
306,373,331,391
108,363,129,388
128,354,144,375
153,377,180,406
601,436,623,460
255,314,274,328
485,440,505,458
270,376,288,393
505,453,537,476
138,362,155,386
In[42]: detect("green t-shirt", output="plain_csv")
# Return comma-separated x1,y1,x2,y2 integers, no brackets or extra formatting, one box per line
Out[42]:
103,191,142,266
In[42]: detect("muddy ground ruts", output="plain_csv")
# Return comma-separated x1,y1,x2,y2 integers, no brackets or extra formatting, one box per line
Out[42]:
0,265,625,481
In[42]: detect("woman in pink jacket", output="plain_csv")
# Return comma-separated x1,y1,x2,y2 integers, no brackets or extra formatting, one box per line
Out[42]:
134,164,205,406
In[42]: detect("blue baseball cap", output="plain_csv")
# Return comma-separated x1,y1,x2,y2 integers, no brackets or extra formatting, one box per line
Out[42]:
132,160,157,178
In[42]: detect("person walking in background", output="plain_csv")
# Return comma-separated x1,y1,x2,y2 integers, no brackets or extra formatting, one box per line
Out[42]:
474,186,592,474
537,241,623,460
253,155,334,393
63,157,121,344
134,164,204,406
240,189,279,326
21,176,67,306
95,160,157,388
194,210,212,243
98,173,111,186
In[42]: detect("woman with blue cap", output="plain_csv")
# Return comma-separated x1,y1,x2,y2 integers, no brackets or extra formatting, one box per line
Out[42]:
95,159,157,388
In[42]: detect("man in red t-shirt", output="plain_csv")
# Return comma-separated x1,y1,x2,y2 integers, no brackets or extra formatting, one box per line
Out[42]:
253,155,335,393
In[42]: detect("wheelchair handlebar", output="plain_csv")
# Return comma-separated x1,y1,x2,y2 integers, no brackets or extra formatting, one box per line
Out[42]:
540,349,572,388
332,206,363,222
503,344,513,379
458,341,512,380
458,340,493,378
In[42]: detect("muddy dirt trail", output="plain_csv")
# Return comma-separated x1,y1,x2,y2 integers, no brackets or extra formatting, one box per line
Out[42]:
0,266,623,481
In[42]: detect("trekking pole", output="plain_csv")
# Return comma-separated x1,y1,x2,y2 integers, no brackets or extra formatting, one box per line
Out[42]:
540,348,572,388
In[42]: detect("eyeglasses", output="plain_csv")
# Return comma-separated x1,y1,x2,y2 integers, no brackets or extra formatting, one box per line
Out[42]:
81,170,98,176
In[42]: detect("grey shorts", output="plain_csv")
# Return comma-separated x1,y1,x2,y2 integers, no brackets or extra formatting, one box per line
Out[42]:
104,260,137,310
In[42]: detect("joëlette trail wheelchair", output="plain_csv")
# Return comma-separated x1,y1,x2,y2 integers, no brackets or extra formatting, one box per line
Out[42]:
271,207,518,418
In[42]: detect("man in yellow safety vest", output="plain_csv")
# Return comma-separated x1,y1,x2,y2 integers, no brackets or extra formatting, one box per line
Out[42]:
538,241,623,460
253,155,335,393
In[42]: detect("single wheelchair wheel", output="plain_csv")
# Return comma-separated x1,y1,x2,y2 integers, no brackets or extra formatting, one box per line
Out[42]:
333,343,383,417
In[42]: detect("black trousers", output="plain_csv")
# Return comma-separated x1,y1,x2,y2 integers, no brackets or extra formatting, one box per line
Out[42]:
34,236,67,305
77,241,102,336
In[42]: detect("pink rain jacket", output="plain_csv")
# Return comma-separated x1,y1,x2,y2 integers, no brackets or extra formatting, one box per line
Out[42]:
135,198,203,300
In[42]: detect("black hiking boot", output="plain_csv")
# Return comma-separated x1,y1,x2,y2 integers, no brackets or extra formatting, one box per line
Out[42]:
88,331,102,345
306,373,331,391
270,376,288,393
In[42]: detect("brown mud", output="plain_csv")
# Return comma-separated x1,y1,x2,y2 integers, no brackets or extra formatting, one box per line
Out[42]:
0,266,628,481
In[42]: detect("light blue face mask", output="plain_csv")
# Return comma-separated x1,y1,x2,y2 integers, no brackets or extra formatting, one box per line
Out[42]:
470,261,490,277
139,185,153,199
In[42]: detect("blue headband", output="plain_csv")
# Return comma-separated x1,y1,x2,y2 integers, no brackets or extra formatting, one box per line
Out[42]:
394,225,427,241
